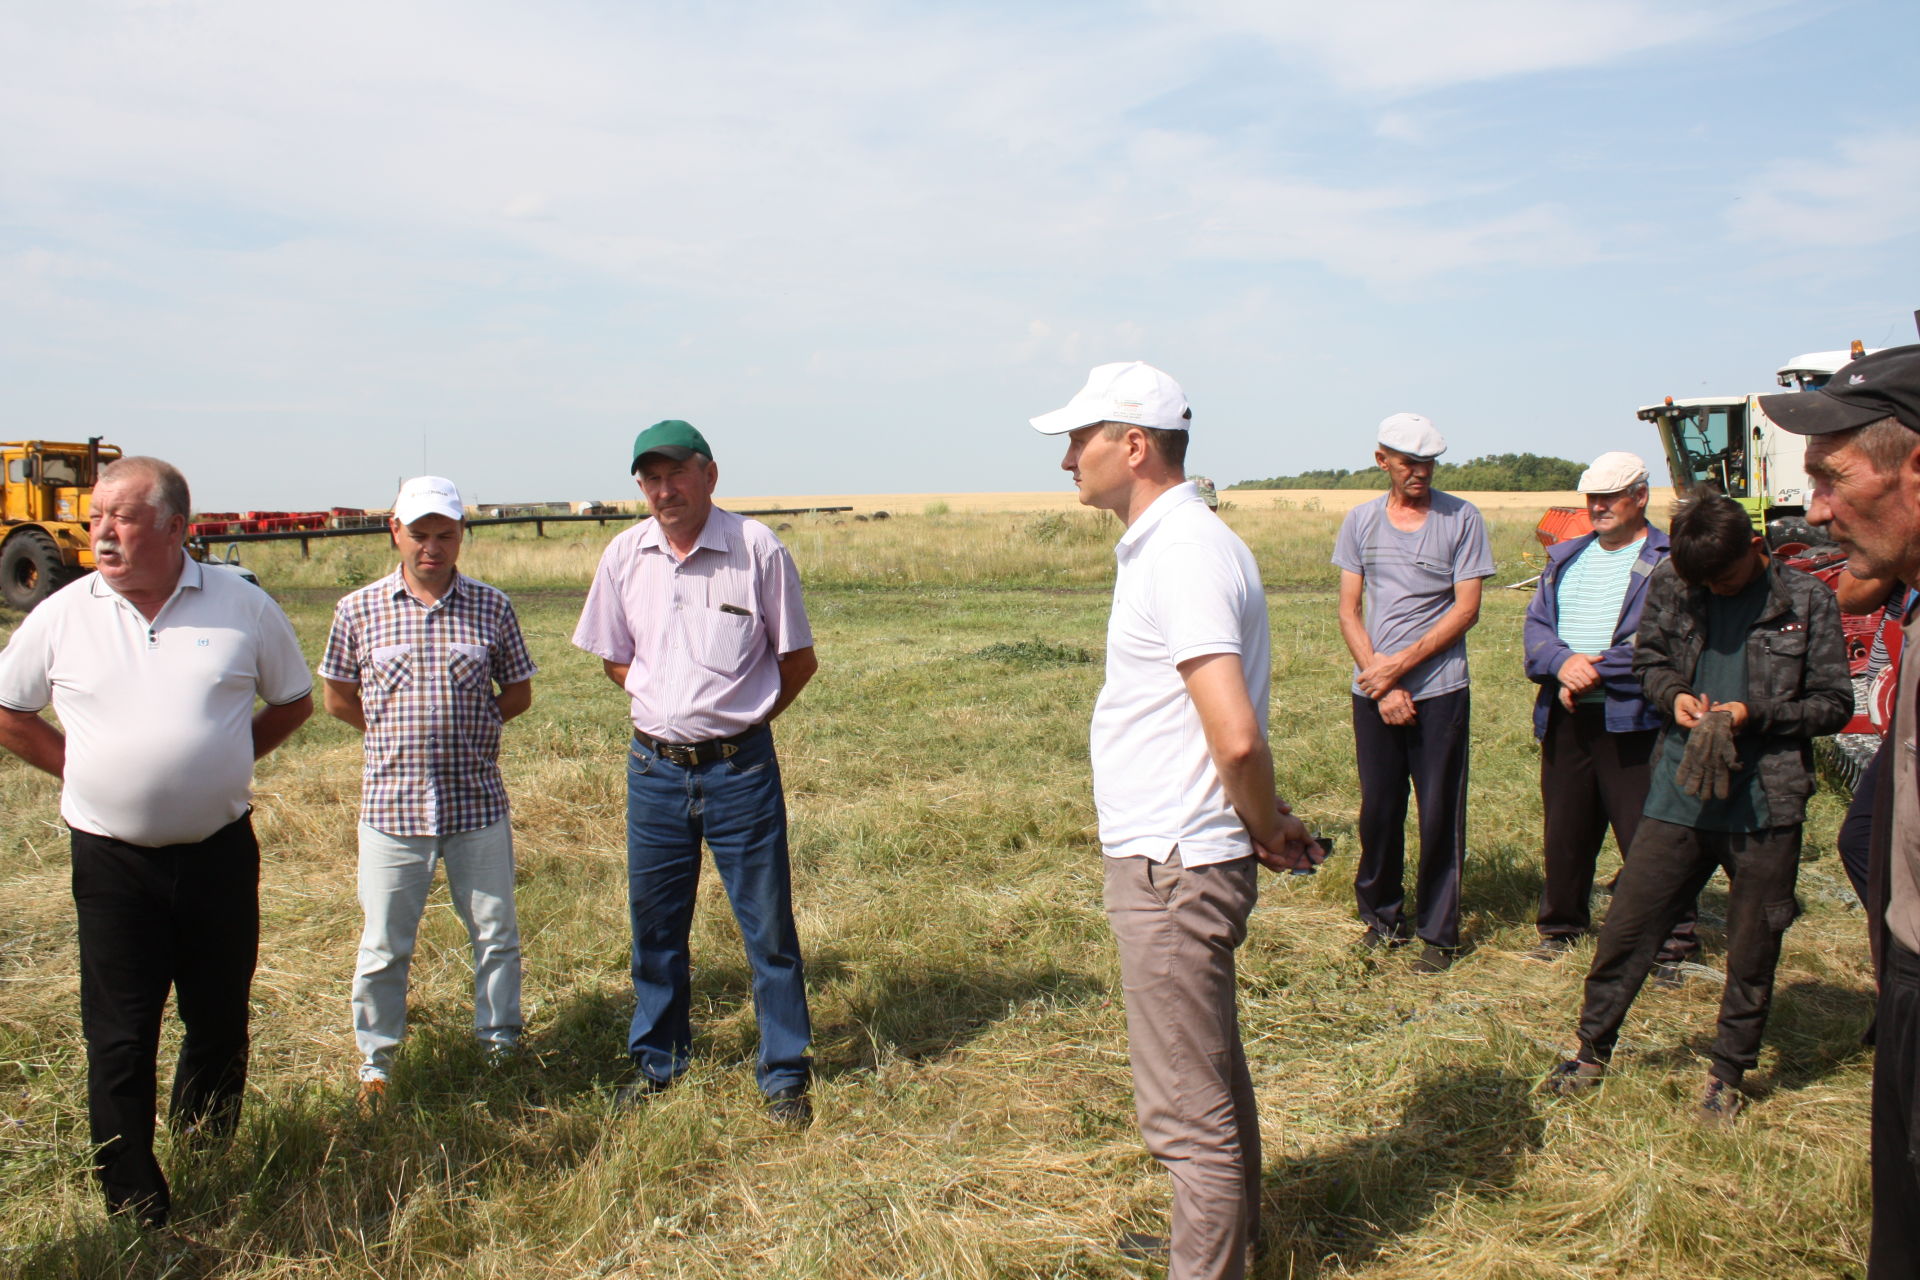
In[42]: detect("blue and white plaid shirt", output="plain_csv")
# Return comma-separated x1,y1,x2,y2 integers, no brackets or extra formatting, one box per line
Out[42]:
320,570,537,837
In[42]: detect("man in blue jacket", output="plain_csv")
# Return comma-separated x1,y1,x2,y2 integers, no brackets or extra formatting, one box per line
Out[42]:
1522,453,1694,969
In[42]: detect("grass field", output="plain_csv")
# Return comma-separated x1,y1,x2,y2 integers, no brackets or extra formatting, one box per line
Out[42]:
0,501,1873,1278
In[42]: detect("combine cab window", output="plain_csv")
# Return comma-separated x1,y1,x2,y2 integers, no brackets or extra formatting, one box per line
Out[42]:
1667,404,1751,497
6,460,25,484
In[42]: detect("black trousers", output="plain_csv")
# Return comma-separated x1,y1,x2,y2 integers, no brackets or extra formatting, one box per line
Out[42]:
1576,817,1800,1084
71,814,260,1226
1352,687,1470,950
1837,735,1887,907
1536,702,1696,961
1872,940,1920,1278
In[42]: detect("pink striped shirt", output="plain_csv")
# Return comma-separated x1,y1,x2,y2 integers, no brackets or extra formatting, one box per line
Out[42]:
572,508,813,742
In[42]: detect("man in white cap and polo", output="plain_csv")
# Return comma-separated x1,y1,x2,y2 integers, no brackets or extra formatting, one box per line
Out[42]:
1521,453,1696,971
1032,361,1324,1280
1333,414,1493,972
320,476,538,1110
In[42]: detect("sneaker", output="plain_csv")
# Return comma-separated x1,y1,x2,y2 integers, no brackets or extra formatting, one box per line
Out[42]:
1543,1057,1606,1096
1525,937,1575,963
355,1078,387,1117
1411,944,1456,974
483,1039,522,1069
766,1085,813,1127
1696,1076,1745,1126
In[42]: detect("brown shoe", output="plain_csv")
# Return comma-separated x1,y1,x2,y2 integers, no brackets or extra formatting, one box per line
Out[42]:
1696,1076,1745,1126
355,1078,387,1118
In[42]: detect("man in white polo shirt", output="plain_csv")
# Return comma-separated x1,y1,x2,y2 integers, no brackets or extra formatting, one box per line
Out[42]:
0,456,313,1230
1031,363,1324,1280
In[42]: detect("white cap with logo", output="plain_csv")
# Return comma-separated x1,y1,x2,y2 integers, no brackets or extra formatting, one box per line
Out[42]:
1577,451,1650,494
393,475,465,524
1377,412,1447,460
1030,361,1192,435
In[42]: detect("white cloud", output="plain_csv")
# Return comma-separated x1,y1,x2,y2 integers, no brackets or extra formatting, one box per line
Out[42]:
1730,131,1920,248
1178,0,1784,95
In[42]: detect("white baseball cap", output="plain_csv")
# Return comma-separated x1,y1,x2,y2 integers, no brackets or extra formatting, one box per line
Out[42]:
1377,412,1447,460
393,475,465,524
1030,361,1192,435
1577,451,1649,493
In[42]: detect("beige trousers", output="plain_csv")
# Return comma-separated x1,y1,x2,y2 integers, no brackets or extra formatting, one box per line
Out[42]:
1104,849,1261,1280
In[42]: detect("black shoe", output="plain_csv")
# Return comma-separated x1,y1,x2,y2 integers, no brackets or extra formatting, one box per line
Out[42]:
766,1085,812,1126
1356,928,1409,953
1525,936,1575,963
614,1070,675,1111
1543,1057,1606,1097
1117,1231,1170,1262
1411,944,1456,974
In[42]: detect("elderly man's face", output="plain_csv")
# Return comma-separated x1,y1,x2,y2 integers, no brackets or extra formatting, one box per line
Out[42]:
638,453,719,546
1805,428,1920,584
90,474,186,597
1375,448,1433,500
1586,485,1649,547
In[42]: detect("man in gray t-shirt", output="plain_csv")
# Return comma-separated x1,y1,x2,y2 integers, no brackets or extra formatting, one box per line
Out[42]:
1332,414,1494,971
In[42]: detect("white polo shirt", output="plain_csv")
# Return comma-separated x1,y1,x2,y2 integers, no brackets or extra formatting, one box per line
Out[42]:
0,559,312,847
1091,482,1270,865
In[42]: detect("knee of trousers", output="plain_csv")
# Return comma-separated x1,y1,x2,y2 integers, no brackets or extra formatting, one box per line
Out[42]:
1762,897,1802,934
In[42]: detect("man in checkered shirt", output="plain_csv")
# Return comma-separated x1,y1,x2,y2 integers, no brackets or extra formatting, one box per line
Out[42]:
320,476,538,1110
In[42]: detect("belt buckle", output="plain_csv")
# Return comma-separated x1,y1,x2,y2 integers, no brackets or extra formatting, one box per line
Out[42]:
661,742,696,767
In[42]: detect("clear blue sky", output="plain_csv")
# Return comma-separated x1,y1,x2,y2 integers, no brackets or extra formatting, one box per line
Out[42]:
3,0,1915,509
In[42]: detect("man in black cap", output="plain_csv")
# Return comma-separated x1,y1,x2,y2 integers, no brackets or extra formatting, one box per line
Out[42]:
1761,344,1920,1278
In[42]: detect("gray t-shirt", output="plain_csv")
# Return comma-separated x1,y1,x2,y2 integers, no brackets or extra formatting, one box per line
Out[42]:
1332,491,1495,700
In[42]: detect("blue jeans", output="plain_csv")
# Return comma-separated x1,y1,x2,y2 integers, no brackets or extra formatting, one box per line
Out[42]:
626,725,810,1094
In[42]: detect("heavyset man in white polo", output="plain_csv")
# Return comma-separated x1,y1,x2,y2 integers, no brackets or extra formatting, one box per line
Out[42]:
1032,362,1323,1280
0,456,313,1230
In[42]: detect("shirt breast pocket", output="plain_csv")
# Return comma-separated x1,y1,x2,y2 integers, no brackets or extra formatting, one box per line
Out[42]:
448,641,491,691
1411,556,1455,589
693,609,760,675
369,644,413,691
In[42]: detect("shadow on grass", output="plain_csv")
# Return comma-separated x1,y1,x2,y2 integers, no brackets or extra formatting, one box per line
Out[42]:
1752,979,1874,1095
1257,1065,1544,1278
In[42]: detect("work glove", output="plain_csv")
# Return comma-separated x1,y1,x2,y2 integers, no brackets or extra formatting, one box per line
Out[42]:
1676,708,1739,801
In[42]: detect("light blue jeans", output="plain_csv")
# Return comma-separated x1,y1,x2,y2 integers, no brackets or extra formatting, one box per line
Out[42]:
353,817,521,1082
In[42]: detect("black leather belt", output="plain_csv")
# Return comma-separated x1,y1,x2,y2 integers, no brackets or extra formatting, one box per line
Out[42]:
633,726,760,767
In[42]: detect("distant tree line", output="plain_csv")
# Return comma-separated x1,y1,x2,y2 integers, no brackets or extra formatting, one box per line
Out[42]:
1229,452,1585,491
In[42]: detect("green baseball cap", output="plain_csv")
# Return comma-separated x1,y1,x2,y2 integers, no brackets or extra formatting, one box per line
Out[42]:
630,419,713,473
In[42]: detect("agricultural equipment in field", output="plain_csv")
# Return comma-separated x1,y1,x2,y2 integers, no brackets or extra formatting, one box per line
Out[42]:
0,437,122,610
1635,341,1885,556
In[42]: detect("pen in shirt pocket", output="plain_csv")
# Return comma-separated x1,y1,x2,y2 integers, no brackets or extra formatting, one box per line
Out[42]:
718,603,752,617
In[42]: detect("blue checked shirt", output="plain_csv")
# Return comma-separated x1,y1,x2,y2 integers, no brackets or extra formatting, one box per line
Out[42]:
319,570,538,837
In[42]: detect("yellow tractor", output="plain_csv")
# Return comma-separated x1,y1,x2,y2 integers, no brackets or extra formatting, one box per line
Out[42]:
0,438,122,611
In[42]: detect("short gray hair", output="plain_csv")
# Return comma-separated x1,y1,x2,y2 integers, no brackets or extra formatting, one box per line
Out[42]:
1846,416,1920,476
99,456,192,525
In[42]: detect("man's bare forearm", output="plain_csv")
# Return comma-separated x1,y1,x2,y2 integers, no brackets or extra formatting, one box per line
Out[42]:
0,707,65,777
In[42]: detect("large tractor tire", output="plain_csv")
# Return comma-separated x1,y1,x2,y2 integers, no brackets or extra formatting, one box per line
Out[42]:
1,530,75,611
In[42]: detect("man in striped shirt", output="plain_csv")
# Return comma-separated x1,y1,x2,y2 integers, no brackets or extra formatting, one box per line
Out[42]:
1522,453,1693,971
320,476,538,1110
573,420,819,1124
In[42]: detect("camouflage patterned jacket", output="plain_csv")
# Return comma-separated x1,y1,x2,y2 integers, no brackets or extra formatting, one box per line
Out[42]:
1631,557,1853,827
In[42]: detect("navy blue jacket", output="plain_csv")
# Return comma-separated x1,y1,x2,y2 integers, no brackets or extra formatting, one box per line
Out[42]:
1522,525,1671,740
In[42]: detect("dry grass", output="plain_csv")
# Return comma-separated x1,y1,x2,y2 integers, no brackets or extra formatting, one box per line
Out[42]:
0,505,1871,1278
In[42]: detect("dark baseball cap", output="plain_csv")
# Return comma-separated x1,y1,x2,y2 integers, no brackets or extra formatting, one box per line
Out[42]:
1759,343,1920,436
630,419,713,472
